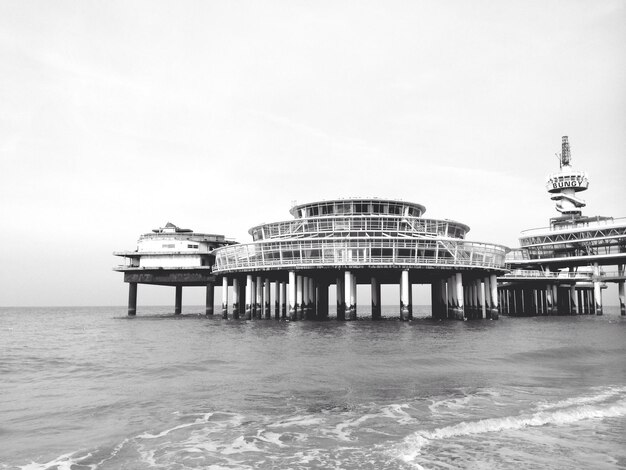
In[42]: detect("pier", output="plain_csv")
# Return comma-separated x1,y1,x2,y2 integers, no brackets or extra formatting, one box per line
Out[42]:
114,137,625,318
115,200,508,320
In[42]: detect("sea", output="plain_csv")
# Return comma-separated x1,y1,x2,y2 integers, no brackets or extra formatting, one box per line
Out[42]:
1,305,625,470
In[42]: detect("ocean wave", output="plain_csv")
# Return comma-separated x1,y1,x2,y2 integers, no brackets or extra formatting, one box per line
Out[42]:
395,391,626,466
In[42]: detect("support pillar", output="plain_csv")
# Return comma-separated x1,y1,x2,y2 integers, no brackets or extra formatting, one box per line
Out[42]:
128,282,137,316
619,264,625,316
479,279,486,319
274,282,280,320
221,277,228,319
261,278,269,319
296,275,304,320
245,275,253,320
452,272,464,320
371,276,381,320
336,274,345,321
308,277,315,320
593,263,603,315
345,271,356,320
489,274,499,319
175,285,182,315
400,270,410,321
231,278,239,319
288,272,297,320
255,276,263,319
448,275,456,319
317,280,329,320
205,282,214,316
280,282,287,319
570,285,578,315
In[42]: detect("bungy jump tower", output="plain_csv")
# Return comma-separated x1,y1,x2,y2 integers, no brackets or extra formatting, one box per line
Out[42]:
115,199,509,320
501,137,626,316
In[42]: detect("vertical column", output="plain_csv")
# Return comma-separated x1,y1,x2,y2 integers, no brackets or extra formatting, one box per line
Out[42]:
302,276,309,320
430,281,439,319
474,280,481,319
205,282,214,316
128,282,137,316
336,274,345,321
273,282,280,320
245,275,253,320
317,280,329,320
221,277,228,319
570,285,578,315
251,276,257,318
175,285,183,315
263,278,272,320
408,279,413,320
483,277,491,319
288,271,297,320
453,272,464,320
440,279,448,319
593,263,603,315
296,275,304,320
308,277,316,319
371,276,381,320
619,264,625,316
280,282,287,319
545,285,553,316
447,275,456,319
255,276,262,319
345,271,356,320
478,279,486,319
551,285,558,315
231,278,239,319
489,274,499,319
400,270,410,321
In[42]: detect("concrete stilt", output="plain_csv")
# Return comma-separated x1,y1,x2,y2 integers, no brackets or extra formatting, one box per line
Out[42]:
619,265,625,316
251,277,257,319
205,282,214,316
483,277,491,319
255,276,263,319
317,280,329,320
479,279,486,319
336,275,345,321
128,282,137,316
448,275,456,319
308,277,315,319
263,278,271,319
431,281,439,319
245,275,253,320
296,275,304,320
551,285,558,315
280,282,287,319
175,285,183,315
446,277,454,318
408,279,413,320
593,263,603,315
570,285,578,315
400,270,410,321
221,277,228,319
489,274,499,319
231,278,239,319
452,272,464,320
345,271,356,320
440,279,448,319
371,276,381,320
273,282,280,320
288,272,297,320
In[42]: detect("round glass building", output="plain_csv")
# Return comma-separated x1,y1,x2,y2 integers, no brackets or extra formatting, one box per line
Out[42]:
212,198,508,321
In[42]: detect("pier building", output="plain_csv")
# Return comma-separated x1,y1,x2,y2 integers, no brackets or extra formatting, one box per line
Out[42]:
113,223,236,315
499,137,626,316
210,198,508,321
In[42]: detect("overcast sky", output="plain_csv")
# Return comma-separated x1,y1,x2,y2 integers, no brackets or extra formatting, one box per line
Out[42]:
1,0,624,307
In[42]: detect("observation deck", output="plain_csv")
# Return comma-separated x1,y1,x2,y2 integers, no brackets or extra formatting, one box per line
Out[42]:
214,198,507,274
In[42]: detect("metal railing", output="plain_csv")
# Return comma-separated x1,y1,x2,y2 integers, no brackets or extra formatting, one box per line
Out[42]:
213,237,508,273
520,217,626,237
248,216,469,241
